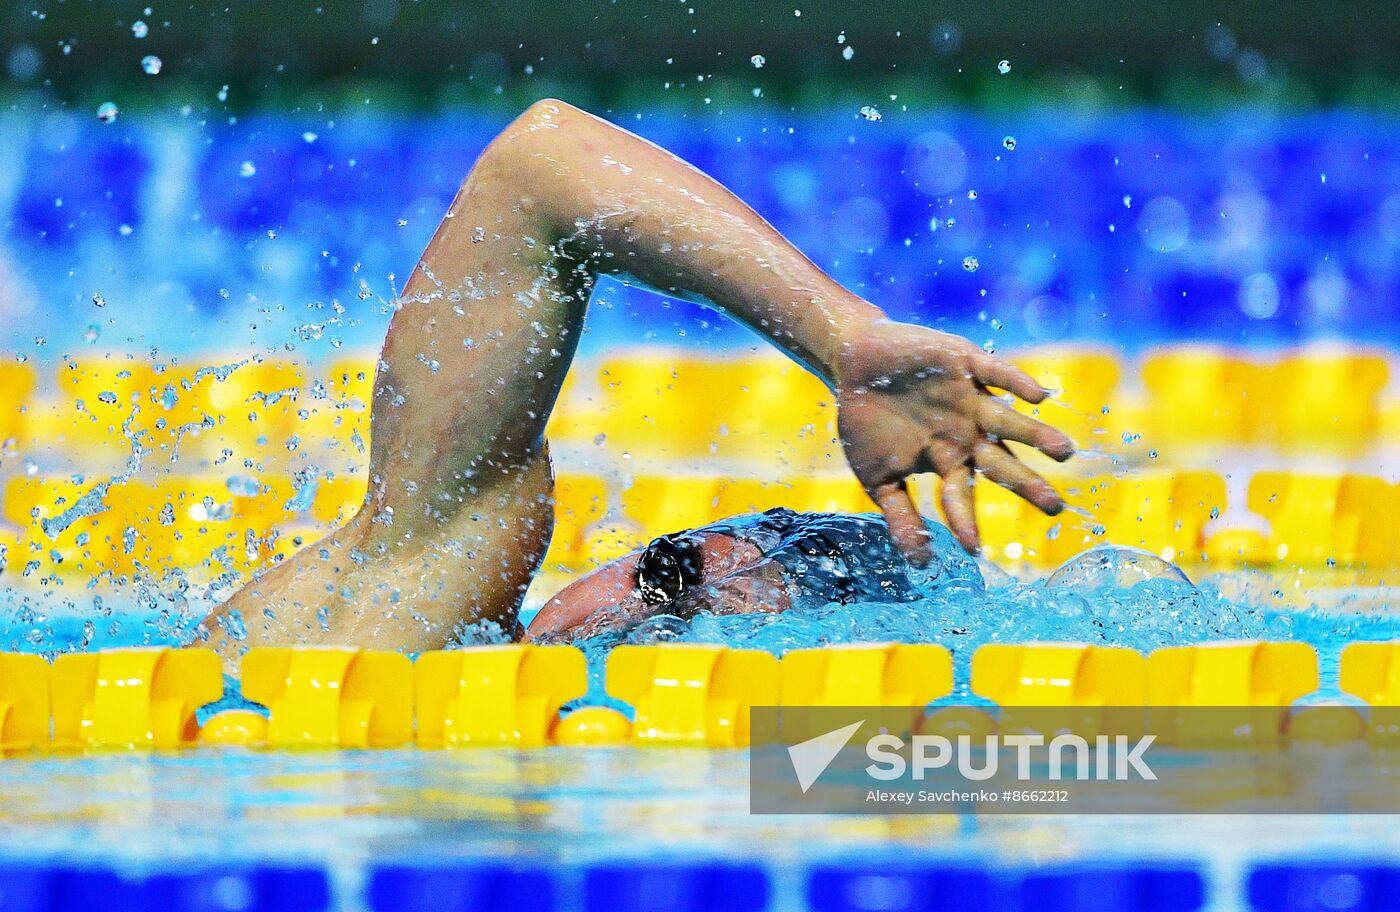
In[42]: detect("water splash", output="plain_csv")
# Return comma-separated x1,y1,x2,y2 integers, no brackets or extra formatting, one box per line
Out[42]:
559,527,1400,707
39,409,150,540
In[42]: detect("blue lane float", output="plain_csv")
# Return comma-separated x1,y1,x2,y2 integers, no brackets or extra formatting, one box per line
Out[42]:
1247,862,1400,912
583,862,771,912
807,863,995,912
0,864,330,912
1018,865,1206,912
366,863,554,912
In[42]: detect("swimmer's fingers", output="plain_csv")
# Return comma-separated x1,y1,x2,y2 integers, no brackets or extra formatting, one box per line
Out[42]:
935,463,980,555
973,441,1064,516
971,353,1048,404
977,399,1076,461
871,481,933,567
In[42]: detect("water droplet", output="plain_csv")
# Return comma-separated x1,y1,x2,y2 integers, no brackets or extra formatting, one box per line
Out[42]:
997,59,1011,74
302,131,318,143
962,255,980,272
131,20,148,38
217,84,229,102
1209,506,1221,520
629,615,689,644
96,101,119,123
750,54,765,68
1048,546,1191,593
858,105,882,122
966,189,978,200
239,161,256,178
842,45,855,61
92,292,106,308
1001,135,1017,151
1148,449,1158,459
140,54,162,75
83,324,100,343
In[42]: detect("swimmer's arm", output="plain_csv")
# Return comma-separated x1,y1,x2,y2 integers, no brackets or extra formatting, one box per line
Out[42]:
493,99,877,380
494,100,1074,557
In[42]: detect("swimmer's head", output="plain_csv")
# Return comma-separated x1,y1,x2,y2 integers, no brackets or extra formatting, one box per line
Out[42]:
636,533,704,606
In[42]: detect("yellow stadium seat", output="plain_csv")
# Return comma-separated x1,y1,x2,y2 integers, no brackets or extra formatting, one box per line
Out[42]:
712,478,800,519
1275,349,1387,455
544,367,600,444
794,476,876,514
924,475,1055,565
4,476,120,578
619,475,720,540
1249,473,1396,568
1340,642,1400,707
0,362,36,446
273,474,367,528
713,356,840,469
1141,346,1267,448
585,350,844,468
198,359,306,463
1088,471,1226,563
594,352,720,458
137,363,224,458
548,473,609,564
325,355,376,406
51,358,156,459
1008,347,1120,455
114,476,313,578
1033,475,1113,567
1342,479,1400,569
291,402,370,465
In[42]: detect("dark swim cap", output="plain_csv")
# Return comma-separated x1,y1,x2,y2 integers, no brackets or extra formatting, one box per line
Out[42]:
636,532,705,606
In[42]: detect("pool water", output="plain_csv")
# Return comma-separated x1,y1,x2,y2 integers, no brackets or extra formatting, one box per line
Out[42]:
2,539,1400,911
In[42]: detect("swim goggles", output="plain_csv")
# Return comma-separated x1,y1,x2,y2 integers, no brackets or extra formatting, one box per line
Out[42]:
635,532,705,606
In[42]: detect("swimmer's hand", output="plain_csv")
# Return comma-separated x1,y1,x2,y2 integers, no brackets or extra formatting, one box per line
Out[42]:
834,319,1074,561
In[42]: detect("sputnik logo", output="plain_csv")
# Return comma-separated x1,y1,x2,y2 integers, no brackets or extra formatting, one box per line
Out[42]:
787,720,865,793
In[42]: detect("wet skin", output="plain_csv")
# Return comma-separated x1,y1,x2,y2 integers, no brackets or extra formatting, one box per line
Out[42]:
200,99,1073,666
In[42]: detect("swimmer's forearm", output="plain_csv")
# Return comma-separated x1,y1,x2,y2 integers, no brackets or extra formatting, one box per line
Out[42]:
494,99,884,382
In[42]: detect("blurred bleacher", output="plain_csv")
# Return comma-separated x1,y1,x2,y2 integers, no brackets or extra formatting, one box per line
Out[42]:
4,109,1400,591
3,344,1400,594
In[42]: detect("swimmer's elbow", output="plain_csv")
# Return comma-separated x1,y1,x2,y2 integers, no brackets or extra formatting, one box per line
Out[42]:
476,98,582,177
